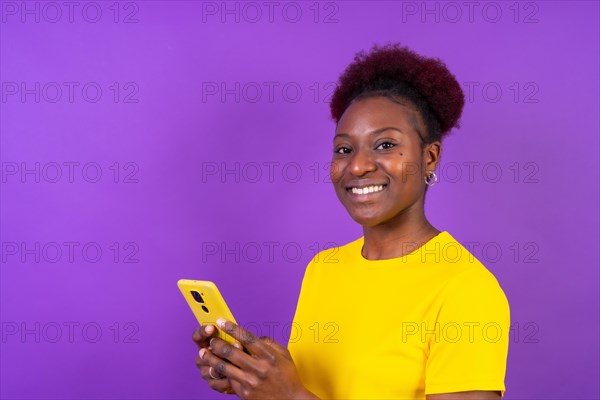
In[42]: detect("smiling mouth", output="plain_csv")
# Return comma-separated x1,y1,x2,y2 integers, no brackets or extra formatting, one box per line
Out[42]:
346,184,387,195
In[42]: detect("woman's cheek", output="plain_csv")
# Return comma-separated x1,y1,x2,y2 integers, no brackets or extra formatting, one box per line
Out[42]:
399,160,422,184
329,161,343,183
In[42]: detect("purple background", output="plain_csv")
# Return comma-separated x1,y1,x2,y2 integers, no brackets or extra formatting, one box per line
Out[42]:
1,1,599,399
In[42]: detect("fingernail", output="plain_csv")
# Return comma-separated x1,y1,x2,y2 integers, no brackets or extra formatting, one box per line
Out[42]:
199,348,206,359
205,325,214,334
209,337,216,347
216,318,226,327
233,342,242,349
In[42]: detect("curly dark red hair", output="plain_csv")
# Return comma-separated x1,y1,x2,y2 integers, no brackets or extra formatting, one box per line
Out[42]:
330,43,465,143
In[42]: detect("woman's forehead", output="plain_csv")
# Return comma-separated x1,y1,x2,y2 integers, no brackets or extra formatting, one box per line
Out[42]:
336,97,424,137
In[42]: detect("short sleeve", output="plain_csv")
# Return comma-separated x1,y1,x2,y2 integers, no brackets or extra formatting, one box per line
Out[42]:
425,268,511,397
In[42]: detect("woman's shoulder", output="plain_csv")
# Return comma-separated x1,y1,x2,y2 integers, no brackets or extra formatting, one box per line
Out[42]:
431,231,503,286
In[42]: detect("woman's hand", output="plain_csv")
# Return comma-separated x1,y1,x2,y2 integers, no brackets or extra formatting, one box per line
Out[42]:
198,318,319,400
192,323,241,395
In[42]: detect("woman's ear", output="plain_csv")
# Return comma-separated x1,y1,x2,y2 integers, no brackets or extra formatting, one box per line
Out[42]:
424,141,442,171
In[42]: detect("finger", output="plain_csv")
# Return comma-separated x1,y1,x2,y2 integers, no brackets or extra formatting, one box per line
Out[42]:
195,340,244,371
257,336,287,364
199,366,233,393
259,336,292,358
192,324,218,349
223,387,235,395
199,346,248,384
207,365,226,379
216,318,272,358
195,354,207,368
209,336,266,374
259,335,279,349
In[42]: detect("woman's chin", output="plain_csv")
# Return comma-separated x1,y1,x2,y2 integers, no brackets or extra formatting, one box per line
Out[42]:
349,212,387,228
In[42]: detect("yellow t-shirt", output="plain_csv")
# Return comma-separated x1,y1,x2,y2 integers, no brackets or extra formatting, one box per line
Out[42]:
287,231,510,400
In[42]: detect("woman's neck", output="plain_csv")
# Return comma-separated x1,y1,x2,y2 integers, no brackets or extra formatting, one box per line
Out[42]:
361,208,440,260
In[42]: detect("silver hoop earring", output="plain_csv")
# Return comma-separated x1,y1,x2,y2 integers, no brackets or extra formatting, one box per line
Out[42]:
425,171,438,187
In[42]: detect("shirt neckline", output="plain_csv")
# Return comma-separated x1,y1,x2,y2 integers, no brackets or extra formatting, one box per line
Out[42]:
354,230,451,264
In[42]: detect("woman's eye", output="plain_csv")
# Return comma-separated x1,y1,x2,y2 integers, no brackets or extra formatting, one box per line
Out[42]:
376,142,395,150
334,146,351,154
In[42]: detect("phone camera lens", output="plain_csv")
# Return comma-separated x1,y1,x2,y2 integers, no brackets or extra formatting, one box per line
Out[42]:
191,291,204,303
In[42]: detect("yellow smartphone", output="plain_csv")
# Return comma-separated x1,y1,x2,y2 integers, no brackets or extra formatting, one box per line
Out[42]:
177,279,239,346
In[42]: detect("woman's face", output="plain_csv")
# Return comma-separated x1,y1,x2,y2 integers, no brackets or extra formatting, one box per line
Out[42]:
330,96,440,227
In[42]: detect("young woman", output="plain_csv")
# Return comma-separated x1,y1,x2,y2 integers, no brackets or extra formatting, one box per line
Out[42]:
192,43,510,400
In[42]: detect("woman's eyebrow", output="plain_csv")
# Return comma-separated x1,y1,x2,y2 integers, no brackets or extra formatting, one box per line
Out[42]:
333,127,404,140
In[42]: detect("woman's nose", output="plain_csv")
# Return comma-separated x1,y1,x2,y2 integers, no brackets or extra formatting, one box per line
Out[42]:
349,150,376,176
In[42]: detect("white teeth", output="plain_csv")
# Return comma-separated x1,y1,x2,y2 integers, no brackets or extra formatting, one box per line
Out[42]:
351,185,384,195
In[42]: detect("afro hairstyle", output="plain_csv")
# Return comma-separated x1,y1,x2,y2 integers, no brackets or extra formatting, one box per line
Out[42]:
330,43,465,145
